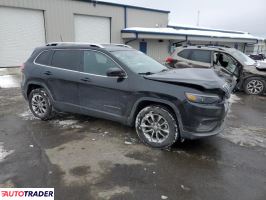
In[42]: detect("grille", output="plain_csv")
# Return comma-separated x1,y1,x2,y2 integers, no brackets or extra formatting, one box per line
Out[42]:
222,83,231,99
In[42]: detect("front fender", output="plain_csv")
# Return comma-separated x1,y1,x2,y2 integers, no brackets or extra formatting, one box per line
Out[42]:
126,97,183,131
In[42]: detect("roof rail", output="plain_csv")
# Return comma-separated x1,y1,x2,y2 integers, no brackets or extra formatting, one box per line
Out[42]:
46,42,105,48
101,43,132,48
182,44,232,49
203,44,231,48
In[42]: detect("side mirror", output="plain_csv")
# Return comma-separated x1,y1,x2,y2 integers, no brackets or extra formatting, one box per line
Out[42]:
106,68,126,77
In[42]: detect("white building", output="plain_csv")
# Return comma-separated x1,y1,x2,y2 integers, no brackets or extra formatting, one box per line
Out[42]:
122,25,264,62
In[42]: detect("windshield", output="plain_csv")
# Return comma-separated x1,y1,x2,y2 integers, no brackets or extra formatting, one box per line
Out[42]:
111,50,167,74
230,49,256,65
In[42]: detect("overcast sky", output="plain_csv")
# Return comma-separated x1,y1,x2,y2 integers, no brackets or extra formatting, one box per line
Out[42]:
103,0,266,38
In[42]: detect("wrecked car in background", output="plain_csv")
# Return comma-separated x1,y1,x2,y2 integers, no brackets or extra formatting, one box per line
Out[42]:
166,46,266,95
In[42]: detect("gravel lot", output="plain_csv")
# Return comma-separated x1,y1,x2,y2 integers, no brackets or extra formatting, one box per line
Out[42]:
0,68,266,200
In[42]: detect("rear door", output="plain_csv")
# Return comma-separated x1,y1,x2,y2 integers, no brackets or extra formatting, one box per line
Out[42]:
78,50,130,121
45,50,82,111
187,49,212,68
175,49,212,68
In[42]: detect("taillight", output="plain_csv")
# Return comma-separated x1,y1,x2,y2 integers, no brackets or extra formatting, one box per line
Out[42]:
165,57,174,63
20,63,25,72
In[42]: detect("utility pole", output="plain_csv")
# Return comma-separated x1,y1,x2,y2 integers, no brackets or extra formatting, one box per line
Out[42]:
197,10,200,26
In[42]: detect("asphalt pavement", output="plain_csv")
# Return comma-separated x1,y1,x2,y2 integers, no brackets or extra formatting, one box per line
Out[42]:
0,68,266,200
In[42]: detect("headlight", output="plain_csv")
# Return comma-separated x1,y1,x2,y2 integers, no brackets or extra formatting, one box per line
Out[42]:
185,93,222,104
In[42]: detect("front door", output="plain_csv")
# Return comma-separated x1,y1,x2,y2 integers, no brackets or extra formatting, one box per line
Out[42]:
213,51,240,86
78,50,130,122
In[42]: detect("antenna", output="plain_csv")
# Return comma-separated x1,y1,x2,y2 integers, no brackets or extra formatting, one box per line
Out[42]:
197,10,200,26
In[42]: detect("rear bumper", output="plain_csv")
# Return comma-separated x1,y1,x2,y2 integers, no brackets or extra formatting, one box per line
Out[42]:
178,100,229,139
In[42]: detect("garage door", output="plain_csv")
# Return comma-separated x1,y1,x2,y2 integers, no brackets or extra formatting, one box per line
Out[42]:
0,7,46,67
74,15,110,43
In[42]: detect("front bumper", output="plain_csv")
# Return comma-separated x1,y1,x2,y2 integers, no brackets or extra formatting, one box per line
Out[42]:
179,100,229,139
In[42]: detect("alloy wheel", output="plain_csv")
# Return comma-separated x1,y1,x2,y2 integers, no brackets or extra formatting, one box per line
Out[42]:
247,80,264,94
140,111,170,143
31,94,48,116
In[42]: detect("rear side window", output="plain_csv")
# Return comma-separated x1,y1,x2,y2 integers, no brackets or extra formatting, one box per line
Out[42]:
35,50,52,65
178,49,191,59
189,50,211,63
51,50,81,70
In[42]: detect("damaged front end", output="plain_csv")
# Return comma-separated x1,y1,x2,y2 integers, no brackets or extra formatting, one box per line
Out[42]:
145,68,231,139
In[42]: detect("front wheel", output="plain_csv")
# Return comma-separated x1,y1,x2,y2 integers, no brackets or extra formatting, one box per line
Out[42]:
244,77,265,95
135,105,179,149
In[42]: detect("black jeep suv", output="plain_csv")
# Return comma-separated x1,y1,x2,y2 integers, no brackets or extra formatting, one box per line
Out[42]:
21,42,230,148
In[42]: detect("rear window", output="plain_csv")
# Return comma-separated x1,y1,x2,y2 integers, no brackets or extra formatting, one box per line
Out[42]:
178,49,191,59
51,50,81,70
190,50,211,63
35,50,52,65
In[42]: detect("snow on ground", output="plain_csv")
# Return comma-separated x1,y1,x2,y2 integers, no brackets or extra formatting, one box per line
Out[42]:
221,94,266,148
51,119,83,129
228,94,242,104
220,126,266,148
18,110,38,120
0,75,20,88
227,94,242,116
0,142,14,162
18,110,83,129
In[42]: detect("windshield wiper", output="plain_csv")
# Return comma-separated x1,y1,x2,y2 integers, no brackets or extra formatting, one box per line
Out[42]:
138,72,154,75
160,69,169,72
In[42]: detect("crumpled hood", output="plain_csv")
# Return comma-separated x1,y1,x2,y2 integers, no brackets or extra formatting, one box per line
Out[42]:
145,68,227,90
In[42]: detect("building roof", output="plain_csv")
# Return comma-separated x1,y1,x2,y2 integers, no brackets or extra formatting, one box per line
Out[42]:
168,24,247,34
121,27,263,42
76,0,170,13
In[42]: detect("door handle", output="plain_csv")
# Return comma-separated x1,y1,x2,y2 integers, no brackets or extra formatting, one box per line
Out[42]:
80,77,91,82
44,71,52,76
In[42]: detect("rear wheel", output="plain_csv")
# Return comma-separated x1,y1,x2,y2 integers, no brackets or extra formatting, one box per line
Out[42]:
135,105,179,149
244,77,265,95
29,88,54,120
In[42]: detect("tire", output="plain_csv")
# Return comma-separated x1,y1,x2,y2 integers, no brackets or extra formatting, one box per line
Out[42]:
29,88,54,120
244,77,265,95
135,105,179,149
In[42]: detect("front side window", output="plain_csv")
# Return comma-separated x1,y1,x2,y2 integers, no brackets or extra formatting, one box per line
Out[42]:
189,50,211,63
51,50,81,70
214,52,239,76
83,51,118,76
